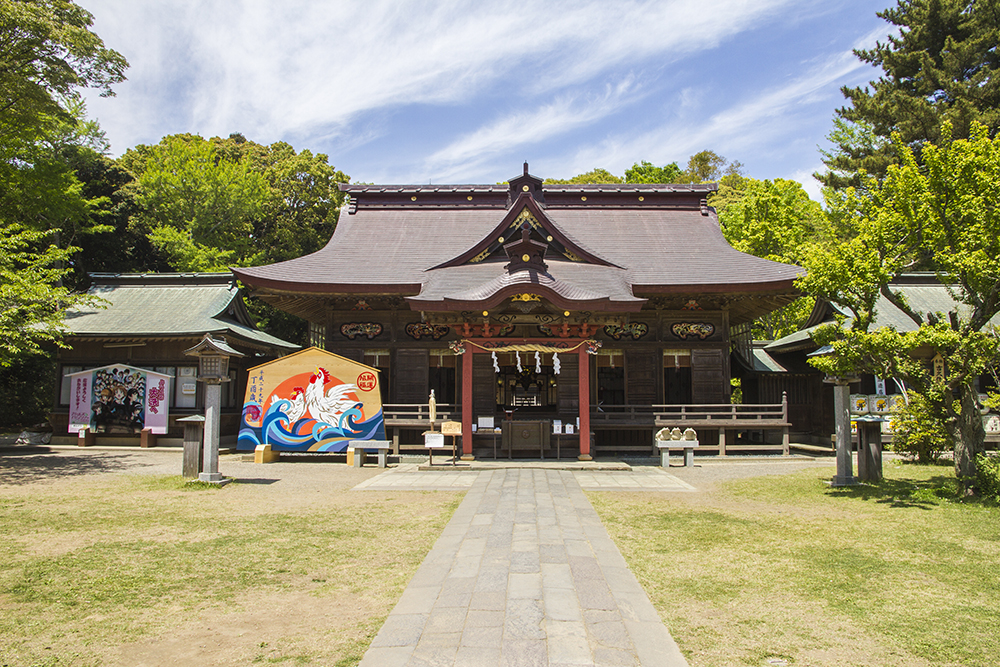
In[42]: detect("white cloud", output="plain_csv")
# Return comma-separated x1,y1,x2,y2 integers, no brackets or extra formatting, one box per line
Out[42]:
555,42,875,179
424,76,641,180
82,0,802,154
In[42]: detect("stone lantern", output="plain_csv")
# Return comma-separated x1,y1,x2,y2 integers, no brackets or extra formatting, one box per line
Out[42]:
184,334,243,484
822,372,860,487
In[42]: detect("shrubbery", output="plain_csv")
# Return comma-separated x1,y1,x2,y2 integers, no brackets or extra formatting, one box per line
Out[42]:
890,392,952,464
974,453,1000,500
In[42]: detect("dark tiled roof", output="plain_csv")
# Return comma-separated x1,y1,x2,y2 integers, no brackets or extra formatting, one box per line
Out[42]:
234,181,803,311
63,273,298,351
408,262,644,311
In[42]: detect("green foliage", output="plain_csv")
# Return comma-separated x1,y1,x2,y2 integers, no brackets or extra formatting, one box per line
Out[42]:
820,0,1000,187
681,150,741,183
715,177,827,339
0,0,127,138
0,222,103,365
974,453,1000,500
125,134,269,271
0,352,55,426
624,160,682,183
544,167,623,184
122,133,349,274
890,391,953,463
801,122,1000,483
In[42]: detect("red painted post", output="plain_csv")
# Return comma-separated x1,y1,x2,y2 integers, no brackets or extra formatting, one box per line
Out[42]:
578,346,592,460
462,348,474,459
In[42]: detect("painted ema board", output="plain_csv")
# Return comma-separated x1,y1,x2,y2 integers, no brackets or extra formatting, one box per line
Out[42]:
238,347,386,453
67,364,171,435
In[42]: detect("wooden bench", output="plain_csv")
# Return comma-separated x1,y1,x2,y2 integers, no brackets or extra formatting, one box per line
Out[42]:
348,440,391,468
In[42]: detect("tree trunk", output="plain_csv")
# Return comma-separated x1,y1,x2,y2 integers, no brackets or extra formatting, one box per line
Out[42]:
954,381,985,490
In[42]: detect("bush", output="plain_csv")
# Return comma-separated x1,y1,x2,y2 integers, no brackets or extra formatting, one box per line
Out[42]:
0,353,57,428
890,392,952,464
975,453,1000,500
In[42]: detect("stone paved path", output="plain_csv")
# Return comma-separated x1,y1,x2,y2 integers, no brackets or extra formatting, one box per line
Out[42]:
354,464,696,493
357,469,689,666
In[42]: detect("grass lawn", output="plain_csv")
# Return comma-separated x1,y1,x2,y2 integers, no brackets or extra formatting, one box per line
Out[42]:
590,462,1000,667
0,467,461,666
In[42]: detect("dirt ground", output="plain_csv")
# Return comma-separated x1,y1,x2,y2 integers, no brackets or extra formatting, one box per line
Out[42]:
0,447,837,666
0,447,460,666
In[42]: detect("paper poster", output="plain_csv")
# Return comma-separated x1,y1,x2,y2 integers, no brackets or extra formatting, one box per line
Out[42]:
237,347,385,453
67,364,171,434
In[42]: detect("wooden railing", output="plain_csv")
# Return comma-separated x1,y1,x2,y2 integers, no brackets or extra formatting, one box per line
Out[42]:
591,394,791,455
653,399,788,425
382,403,456,424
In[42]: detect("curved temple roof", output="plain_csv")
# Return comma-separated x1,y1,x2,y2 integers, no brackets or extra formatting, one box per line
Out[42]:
233,167,803,322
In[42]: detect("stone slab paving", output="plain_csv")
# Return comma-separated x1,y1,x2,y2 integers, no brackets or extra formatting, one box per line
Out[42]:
353,464,694,493
353,464,482,491
358,469,689,666
575,469,695,492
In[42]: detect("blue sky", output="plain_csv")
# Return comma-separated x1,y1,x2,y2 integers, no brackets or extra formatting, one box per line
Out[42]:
80,0,891,200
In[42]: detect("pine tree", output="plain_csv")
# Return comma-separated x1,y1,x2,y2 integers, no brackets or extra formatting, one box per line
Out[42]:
819,0,1000,188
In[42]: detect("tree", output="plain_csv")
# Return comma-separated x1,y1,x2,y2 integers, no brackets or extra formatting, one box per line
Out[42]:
123,134,270,271
0,222,101,365
818,0,1000,188
544,168,623,184
624,160,682,183
715,178,829,339
680,150,743,183
210,134,349,265
800,122,1000,489
0,1,124,368
119,133,349,343
0,0,127,137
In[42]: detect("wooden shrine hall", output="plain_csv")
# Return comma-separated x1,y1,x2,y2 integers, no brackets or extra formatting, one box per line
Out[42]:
233,164,803,459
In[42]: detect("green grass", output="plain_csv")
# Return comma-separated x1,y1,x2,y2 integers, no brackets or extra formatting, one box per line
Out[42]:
0,474,461,666
590,463,1000,667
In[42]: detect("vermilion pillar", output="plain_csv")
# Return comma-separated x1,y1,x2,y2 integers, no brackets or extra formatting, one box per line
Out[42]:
578,346,592,460
461,349,474,459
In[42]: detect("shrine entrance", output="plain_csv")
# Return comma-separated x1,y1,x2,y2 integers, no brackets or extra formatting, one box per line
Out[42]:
455,338,599,461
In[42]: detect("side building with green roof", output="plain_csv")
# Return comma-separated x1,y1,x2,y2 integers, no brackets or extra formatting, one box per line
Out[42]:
51,273,299,447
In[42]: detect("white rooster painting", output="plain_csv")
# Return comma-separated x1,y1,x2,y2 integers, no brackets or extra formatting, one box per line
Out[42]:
304,367,362,428
239,348,386,453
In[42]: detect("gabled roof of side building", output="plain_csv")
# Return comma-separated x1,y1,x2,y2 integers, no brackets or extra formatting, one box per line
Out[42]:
766,273,1000,355
62,272,299,352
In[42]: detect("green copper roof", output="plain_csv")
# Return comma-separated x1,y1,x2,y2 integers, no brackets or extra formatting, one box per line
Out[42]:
63,273,298,351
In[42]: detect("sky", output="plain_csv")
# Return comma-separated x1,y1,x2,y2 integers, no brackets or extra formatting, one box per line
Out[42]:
79,0,892,201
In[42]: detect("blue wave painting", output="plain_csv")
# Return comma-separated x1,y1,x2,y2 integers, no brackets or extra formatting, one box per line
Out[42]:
238,398,386,452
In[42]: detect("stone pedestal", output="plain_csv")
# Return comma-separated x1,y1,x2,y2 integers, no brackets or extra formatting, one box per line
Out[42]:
140,428,157,448
77,427,95,447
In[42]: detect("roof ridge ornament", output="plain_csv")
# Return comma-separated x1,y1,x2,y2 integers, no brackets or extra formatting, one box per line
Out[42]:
508,163,545,203
503,225,548,274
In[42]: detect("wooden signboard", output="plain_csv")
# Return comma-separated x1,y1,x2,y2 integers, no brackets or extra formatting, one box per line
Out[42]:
441,421,462,436
238,347,385,453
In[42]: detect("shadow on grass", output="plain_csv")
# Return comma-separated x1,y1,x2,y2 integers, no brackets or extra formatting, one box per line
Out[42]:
825,474,958,508
231,478,279,485
0,452,146,485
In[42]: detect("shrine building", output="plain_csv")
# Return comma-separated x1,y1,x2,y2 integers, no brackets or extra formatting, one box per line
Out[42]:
233,164,803,459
